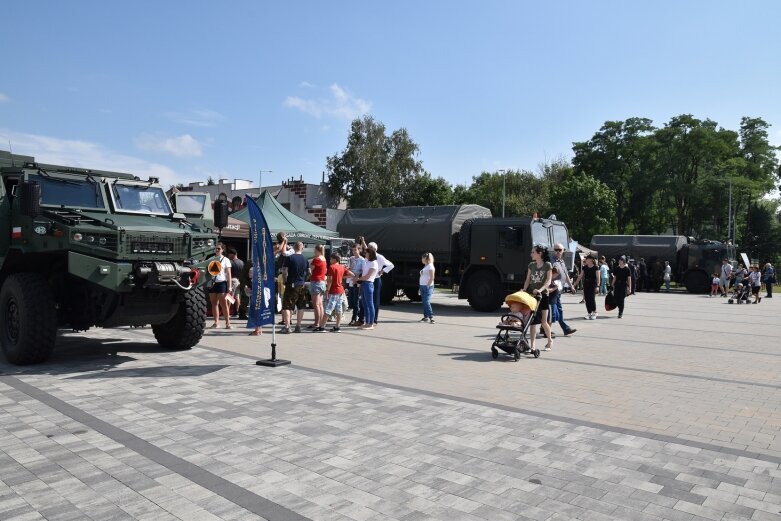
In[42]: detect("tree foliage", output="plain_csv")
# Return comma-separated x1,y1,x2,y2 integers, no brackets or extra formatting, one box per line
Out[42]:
326,115,433,208
549,174,617,243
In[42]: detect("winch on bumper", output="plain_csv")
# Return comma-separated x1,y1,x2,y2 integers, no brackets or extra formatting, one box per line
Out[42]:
67,251,202,292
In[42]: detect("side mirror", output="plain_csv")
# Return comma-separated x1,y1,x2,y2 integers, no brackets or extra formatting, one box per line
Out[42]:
213,199,229,228
20,181,41,217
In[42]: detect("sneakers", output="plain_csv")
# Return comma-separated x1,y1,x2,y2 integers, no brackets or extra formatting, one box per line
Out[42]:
429,318,436,324
420,317,429,322
330,326,341,333
354,320,364,327
294,325,302,333
281,326,291,334
314,327,326,333
617,314,623,319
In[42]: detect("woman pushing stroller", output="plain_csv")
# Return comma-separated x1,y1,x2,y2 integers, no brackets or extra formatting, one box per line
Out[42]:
523,245,554,351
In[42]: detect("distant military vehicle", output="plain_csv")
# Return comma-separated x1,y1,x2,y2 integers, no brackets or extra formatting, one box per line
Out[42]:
0,150,220,364
589,234,737,293
337,205,573,311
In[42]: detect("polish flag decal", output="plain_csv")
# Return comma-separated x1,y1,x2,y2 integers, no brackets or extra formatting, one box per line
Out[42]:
11,226,22,239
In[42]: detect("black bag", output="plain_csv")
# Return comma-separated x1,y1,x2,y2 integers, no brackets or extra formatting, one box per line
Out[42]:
604,290,616,311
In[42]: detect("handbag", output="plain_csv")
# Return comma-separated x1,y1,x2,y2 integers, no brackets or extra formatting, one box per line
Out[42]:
604,290,617,311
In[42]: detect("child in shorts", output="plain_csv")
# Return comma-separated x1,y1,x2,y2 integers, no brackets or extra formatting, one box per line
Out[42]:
711,273,720,297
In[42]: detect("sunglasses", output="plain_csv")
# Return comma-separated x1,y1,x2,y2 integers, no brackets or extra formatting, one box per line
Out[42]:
554,249,563,252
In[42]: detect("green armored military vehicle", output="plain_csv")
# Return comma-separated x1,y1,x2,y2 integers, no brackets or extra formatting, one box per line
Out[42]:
0,150,219,364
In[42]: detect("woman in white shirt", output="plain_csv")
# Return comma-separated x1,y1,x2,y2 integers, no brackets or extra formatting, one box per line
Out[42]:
209,243,233,329
356,249,379,330
419,253,435,323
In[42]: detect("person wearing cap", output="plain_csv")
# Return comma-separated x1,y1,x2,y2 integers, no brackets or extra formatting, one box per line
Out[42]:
366,242,394,325
573,254,600,320
611,256,632,318
550,243,577,336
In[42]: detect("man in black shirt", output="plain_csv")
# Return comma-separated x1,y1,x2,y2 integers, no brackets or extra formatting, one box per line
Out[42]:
281,242,309,333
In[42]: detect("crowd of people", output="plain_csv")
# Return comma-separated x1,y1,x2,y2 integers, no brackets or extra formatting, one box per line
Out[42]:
206,237,776,338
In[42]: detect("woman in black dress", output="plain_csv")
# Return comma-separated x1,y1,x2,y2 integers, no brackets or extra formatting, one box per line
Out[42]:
574,254,601,319
611,256,632,319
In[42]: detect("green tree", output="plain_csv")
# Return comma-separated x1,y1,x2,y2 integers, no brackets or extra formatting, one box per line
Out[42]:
549,174,617,243
572,118,656,233
458,170,549,217
326,116,427,208
653,115,740,236
399,174,454,206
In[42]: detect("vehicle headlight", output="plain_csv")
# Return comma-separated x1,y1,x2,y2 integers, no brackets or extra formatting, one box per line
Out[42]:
207,239,214,247
99,237,107,246
73,233,83,241
86,235,95,243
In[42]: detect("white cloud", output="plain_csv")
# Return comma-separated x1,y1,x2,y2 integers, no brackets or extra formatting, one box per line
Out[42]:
166,109,225,127
0,93,9,103
299,81,315,88
135,133,203,158
284,83,371,120
0,128,179,186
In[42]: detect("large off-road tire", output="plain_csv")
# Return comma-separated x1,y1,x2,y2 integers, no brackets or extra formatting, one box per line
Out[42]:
684,269,709,294
466,270,503,312
458,219,474,255
379,275,396,305
1,273,57,365
153,286,206,350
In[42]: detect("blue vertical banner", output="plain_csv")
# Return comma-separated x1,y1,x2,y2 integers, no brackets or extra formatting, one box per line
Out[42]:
245,195,275,328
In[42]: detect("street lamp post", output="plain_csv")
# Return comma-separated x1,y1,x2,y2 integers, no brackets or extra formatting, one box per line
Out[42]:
259,169,272,194
499,169,507,218
727,176,732,244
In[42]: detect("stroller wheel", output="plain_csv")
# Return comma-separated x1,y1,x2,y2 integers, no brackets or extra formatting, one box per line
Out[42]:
513,349,521,361
533,349,540,358
491,348,499,360
728,299,734,304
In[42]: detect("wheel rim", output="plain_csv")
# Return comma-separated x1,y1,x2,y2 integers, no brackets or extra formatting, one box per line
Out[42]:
5,296,20,345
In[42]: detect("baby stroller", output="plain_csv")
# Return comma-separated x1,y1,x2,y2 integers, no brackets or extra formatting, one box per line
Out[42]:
728,283,751,304
491,291,541,361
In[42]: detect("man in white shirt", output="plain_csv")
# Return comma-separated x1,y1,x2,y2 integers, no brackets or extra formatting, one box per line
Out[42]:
550,243,577,337
367,242,394,325
719,258,733,297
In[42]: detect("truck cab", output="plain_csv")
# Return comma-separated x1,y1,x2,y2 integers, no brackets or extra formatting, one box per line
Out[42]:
460,217,571,311
0,151,217,364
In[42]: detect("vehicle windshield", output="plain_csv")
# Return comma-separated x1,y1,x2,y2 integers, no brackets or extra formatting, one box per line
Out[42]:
29,174,105,209
531,222,549,248
112,184,172,215
175,193,207,214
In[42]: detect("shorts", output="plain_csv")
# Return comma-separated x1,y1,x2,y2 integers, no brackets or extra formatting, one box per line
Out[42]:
324,293,346,316
530,293,550,325
752,286,760,295
720,277,729,287
309,280,327,297
711,284,719,292
282,284,308,311
209,281,228,294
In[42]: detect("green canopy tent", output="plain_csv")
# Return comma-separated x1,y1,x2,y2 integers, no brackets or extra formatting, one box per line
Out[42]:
231,190,338,242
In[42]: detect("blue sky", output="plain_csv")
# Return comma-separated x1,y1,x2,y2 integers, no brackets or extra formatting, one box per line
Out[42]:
2,1,780,189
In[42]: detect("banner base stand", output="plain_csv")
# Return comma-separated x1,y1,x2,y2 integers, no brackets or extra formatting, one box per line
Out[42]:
256,358,291,367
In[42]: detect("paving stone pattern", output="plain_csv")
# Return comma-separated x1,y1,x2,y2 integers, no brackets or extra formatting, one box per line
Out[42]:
1,291,780,520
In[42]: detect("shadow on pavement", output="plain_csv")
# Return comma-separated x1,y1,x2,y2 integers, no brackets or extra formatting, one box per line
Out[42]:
0,332,209,377
438,351,495,363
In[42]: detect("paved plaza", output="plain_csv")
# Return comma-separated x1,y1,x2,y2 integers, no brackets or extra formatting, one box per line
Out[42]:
1,290,780,520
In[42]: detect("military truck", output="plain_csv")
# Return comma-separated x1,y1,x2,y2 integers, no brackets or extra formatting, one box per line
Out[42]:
589,234,737,293
0,151,219,364
336,205,572,312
